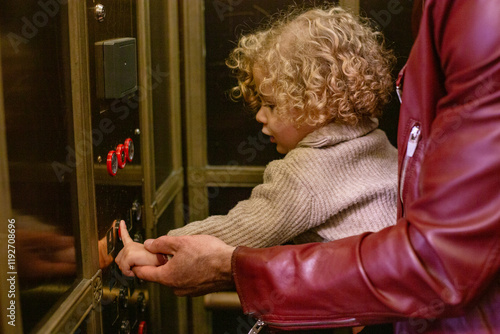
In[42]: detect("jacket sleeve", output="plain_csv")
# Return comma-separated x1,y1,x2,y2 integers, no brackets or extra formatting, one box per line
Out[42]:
233,0,500,329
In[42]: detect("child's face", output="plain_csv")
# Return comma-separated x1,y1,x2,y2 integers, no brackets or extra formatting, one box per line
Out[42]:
253,67,318,154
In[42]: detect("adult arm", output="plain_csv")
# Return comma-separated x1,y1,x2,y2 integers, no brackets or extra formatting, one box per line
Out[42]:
233,0,500,329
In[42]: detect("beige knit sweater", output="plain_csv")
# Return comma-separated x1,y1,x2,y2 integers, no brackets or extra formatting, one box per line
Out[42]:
168,119,398,247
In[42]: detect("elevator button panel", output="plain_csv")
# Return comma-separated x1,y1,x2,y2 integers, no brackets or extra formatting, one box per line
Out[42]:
102,199,148,333
102,286,149,334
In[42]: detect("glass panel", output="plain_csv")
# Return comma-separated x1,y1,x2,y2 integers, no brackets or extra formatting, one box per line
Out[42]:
360,0,414,146
0,1,79,331
156,194,178,238
76,314,88,334
204,0,339,166
150,1,174,189
156,199,181,332
208,187,253,215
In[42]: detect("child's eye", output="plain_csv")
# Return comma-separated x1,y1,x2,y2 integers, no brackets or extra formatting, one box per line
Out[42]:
263,104,275,110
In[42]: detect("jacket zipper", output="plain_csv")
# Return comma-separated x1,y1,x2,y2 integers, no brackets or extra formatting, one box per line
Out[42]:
248,319,265,333
247,317,357,333
399,124,421,205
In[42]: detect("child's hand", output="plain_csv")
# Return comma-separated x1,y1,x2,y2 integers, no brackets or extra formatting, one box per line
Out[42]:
115,220,163,277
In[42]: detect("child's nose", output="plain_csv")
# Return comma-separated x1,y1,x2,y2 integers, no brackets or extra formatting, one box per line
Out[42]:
255,107,266,124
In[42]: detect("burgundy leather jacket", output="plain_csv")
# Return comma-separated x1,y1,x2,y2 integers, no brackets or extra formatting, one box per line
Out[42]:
232,1,500,332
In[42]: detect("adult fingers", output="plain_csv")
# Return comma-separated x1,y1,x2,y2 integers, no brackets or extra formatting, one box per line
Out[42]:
143,235,178,255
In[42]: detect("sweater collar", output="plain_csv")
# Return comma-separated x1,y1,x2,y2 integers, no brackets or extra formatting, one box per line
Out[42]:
297,118,379,148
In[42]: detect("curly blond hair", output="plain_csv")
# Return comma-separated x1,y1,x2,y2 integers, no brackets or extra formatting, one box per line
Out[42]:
226,6,396,126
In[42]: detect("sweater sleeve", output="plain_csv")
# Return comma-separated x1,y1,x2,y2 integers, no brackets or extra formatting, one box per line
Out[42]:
167,161,314,247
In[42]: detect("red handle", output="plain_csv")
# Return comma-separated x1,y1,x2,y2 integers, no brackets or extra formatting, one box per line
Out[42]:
116,144,127,169
124,138,134,162
106,150,118,176
138,321,147,334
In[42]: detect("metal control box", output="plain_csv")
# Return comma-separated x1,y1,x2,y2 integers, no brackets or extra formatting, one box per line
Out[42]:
95,37,138,99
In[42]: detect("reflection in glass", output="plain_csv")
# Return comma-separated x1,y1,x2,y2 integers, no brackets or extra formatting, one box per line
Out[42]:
150,1,174,188
0,1,78,331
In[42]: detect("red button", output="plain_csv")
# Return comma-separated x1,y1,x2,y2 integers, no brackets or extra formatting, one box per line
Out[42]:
116,144,126,169
138,321,147,334
107,150,118,176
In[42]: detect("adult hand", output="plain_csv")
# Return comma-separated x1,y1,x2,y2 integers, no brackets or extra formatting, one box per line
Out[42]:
132,235,236,296
16,228,76,279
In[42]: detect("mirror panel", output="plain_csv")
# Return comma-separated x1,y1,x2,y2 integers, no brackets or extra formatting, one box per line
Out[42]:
0,1,79,331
